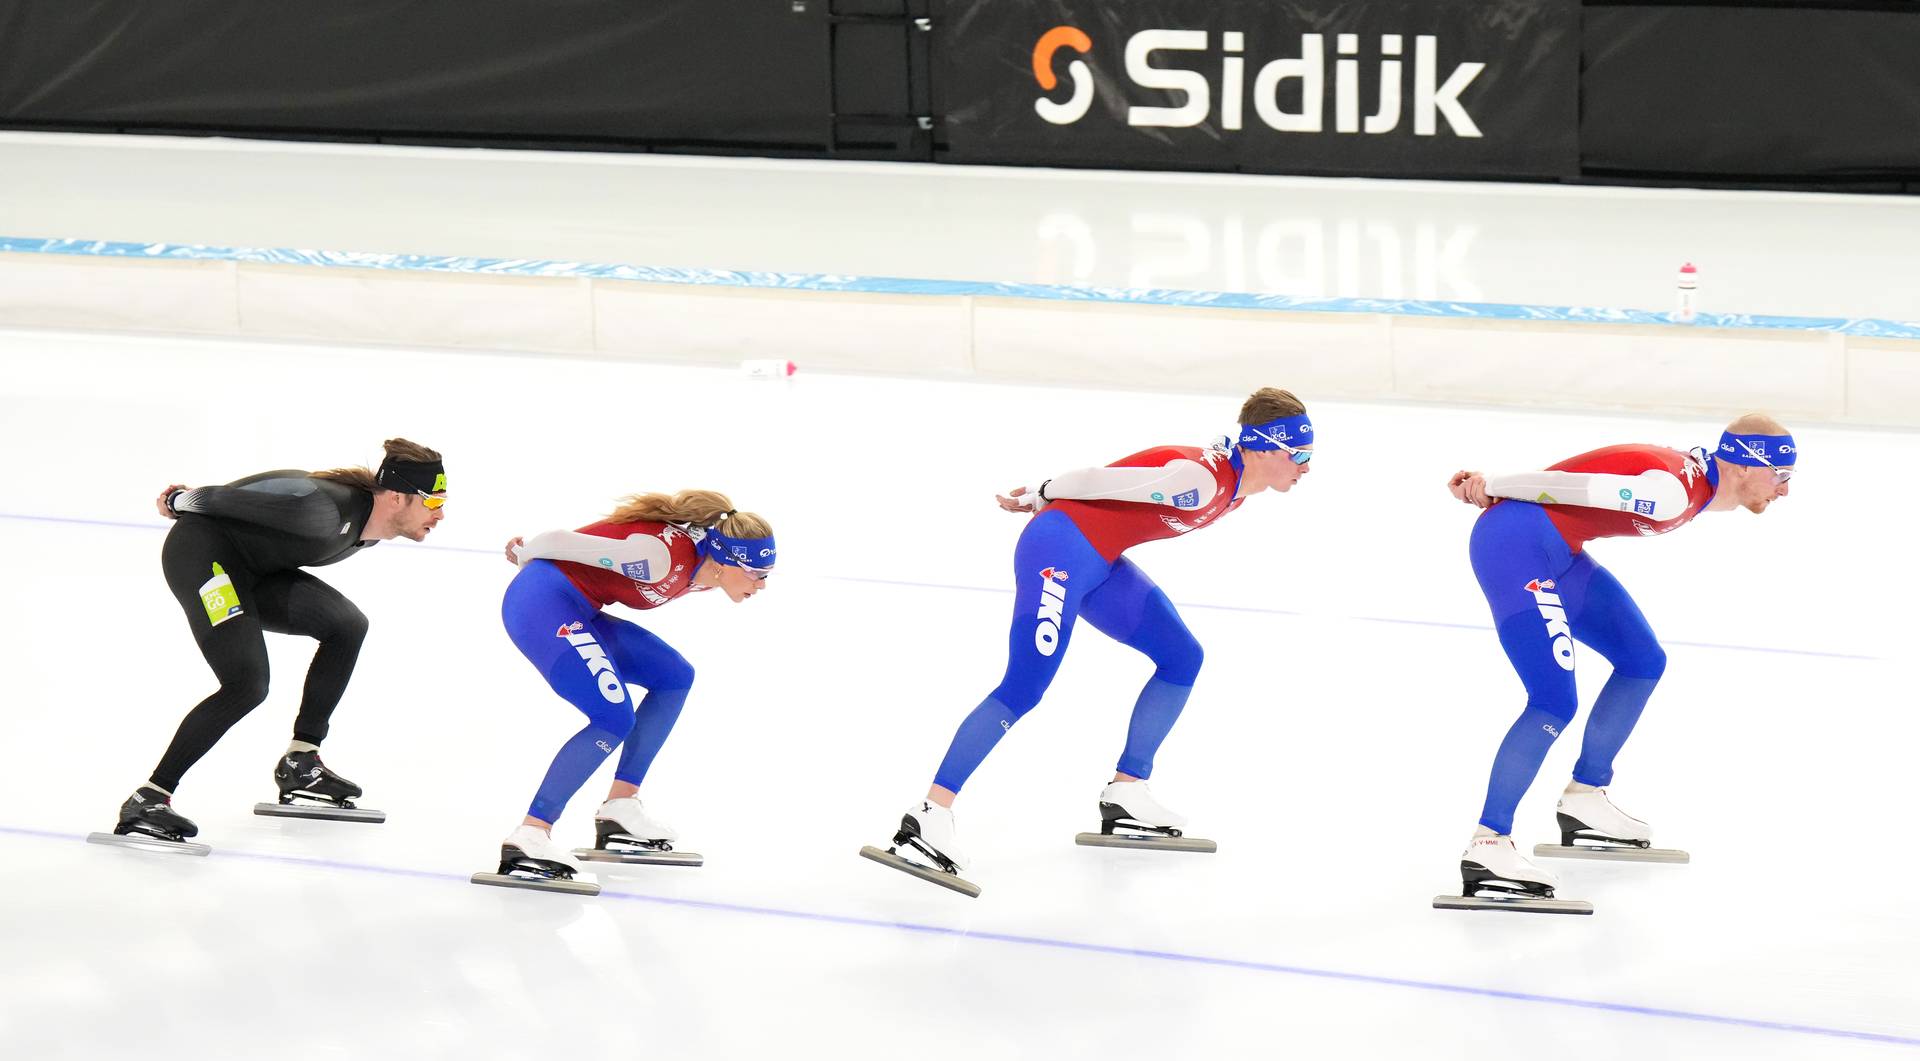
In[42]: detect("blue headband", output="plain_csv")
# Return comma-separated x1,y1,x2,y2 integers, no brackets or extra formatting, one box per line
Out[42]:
702,528,776,571
1237,414,1313,451
1716,431,1796,468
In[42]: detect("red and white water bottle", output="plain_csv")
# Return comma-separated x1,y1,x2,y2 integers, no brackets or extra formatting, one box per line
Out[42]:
1674,262,1698,323
741,359,796,380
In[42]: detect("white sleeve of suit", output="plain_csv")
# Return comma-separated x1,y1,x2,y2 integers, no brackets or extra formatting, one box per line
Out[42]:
1484,469,1690,515
1039,460,1220,509
511,530,674,582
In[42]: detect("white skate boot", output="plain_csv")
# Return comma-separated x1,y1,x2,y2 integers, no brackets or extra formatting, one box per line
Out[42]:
471,825,599,896
859,800,980,897
1075,779,1216,852
577,797,703,867
1434,829,1591,915
1535,784,1689,864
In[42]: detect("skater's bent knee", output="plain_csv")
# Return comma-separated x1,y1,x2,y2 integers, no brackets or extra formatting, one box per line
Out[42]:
331,605,370,644
1524,697,1578,727
224,669,271,709
582,703,635,736
988,686,1043,719
1152,636,1203,685
1618,643,1666,680
654,657,694,691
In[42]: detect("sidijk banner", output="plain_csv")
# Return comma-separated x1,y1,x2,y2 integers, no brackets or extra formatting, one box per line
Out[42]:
937,0,1578,179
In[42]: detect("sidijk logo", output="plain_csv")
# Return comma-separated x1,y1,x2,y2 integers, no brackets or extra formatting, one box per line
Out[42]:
1032,26,1485,137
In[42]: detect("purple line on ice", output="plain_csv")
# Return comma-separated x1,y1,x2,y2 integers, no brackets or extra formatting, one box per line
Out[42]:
30,825,1916,1050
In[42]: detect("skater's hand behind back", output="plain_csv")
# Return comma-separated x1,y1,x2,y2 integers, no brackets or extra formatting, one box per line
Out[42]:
1449,470,1493,508
156,484,189,519
997,485,1044,513
504,536,525,565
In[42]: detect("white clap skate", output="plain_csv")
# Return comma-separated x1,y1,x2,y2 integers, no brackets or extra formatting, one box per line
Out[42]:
1534,785,1689,864
860,800,981,898
471,825,599,896
1435,830,1591,915
575,797,703,867
1074,780,1216,853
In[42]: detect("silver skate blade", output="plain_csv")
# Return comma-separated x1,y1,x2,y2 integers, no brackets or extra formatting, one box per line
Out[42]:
469,872,600,896
1074,832,1217,853
253,802,387,823
1432,894,1593,915
1533,843,1689,864
573,847,704,867
86,831,211,857
858,845,981,898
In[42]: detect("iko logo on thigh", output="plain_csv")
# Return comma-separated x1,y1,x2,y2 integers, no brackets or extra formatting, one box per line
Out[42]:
1033,568,1070,656
555,621,626,703
1524,579,1575,672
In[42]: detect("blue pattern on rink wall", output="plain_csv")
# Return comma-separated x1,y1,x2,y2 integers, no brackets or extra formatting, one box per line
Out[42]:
5,235,1919,341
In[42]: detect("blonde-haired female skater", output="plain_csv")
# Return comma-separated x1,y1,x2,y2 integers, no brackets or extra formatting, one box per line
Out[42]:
474,490,774,894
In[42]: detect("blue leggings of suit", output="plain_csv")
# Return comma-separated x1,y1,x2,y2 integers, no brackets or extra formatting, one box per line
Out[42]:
932,509,1205,793
502,560,694,824
1471,501,1668,835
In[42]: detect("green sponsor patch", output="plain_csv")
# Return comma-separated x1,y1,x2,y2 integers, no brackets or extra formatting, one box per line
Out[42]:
198,562,243,627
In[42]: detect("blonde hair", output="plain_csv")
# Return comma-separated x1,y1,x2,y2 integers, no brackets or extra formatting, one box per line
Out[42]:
1725,412,1788,435
311,438,443,492
608,489,772,539
1238,387,1306,425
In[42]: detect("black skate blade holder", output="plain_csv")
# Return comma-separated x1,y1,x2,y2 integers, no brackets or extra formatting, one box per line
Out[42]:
1432,893,1594,915
574,844,704,867
574,820,703,866
1076,803,1216,852
472,844,602,895
86,831,211,857
1536,813,1688,862
1533,842,1689,864
470,872,601,896
858,844,982,898
253,798,387,823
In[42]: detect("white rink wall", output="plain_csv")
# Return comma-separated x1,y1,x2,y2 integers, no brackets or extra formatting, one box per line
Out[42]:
1,250,1916,427
1,132,1916,429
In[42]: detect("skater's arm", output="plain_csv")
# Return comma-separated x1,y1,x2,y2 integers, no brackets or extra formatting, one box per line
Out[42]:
167,473,342,538
1483,469,1690,515
512,530,674,581
1002,461,1220,511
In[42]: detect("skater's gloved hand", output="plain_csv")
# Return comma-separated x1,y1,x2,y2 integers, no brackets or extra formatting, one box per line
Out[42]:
155,484,189,519
504,536,526,565
1448,470,1492,509
996,484,1047,513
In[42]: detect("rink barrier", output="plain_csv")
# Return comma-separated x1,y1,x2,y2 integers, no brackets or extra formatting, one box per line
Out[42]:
2,236,1917,426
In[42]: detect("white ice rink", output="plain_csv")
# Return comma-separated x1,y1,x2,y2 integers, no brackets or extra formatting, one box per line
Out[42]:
1,133,1918,1058
1,328,1916,1059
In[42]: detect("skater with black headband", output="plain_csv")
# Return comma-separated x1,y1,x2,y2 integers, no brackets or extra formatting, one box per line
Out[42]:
89,439,447,855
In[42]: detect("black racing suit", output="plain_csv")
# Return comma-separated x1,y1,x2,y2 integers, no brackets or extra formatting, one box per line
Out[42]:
151,471,377,792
